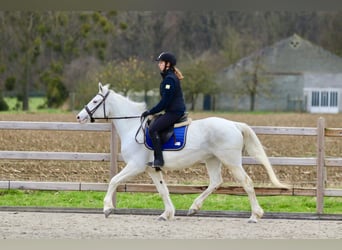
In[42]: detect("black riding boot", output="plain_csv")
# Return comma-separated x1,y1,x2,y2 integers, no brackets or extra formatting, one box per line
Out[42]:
148,132,164,170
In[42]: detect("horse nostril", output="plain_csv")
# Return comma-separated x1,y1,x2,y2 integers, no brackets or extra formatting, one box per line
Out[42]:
76,116,80,120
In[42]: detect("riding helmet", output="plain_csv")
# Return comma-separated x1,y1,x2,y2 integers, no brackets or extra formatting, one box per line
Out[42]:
156,52,177,66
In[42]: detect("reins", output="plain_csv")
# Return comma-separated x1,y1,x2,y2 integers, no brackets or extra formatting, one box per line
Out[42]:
93,115,141,120
134,116,148,144
93,114,146,144
96,115,146,144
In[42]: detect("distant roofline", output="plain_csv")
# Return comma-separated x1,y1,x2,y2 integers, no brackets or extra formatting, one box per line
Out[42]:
222,33,342,73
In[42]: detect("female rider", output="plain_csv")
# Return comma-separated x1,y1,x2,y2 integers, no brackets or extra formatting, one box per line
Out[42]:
142,52,186,169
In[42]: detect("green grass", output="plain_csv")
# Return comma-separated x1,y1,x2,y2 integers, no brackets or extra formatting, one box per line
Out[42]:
4,97,46,111
0,189,341,214
2,97,65,113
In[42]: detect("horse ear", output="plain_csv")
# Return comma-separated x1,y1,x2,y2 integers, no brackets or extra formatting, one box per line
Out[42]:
98,82,103,92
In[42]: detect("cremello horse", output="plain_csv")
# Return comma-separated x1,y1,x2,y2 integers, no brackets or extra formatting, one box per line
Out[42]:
76,82,288,223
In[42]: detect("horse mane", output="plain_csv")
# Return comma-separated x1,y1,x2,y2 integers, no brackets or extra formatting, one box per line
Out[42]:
109,89,147,112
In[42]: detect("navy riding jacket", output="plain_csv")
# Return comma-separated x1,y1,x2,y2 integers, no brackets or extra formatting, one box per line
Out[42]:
149,69,186,116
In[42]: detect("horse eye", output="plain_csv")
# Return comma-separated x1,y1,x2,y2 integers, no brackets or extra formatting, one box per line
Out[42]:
93,100,98,104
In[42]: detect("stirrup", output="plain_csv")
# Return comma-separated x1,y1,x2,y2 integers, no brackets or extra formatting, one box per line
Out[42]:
147,161,163,171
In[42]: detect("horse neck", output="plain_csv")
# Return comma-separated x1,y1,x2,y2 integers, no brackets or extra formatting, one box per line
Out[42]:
107,91,145,138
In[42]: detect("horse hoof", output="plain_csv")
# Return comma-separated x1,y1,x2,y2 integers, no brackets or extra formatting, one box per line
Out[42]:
187,209,197,216
248,218,258,223
104,208,114,218
157,216,167,221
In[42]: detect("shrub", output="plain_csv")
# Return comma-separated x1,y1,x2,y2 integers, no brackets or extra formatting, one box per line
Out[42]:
0,96,9,111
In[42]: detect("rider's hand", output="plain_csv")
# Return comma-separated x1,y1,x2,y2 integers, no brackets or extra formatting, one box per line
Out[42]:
141,111,150,118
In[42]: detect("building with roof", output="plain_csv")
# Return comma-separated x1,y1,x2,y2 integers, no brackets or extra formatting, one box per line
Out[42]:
216,34,342,113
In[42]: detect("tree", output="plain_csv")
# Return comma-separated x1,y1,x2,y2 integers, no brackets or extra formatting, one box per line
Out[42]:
0,11,120,110
247,54,263,111
41,11,118,108
0,11,49,110
1,11,342,112
91,56,161,110
319,12,342,57
97,57,156,99
39,61,68,108
225,51,273,111
182,60,218,111
220,27,245,66
0,90,9,111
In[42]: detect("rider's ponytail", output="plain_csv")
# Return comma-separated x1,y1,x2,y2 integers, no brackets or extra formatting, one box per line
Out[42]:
174,67,184,80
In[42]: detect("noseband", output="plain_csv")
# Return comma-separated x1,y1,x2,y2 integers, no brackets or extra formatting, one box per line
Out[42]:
85,91,110,123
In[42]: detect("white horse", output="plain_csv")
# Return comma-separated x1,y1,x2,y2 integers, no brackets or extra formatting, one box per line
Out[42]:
76,82,288,223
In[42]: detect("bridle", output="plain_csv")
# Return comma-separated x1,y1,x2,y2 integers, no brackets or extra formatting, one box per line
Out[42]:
83,90,147,144
85,91,110,123
84,90,141,123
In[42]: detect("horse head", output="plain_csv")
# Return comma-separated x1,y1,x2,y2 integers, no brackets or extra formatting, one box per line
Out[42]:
76,82,111,123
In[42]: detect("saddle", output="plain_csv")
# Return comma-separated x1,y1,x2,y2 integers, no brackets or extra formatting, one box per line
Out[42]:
145,113,192,151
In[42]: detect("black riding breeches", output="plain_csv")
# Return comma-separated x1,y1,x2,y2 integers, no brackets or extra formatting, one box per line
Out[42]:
148,112,183,135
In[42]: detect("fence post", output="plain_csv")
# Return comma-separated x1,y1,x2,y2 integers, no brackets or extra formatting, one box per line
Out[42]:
316,117,325,214
110,122,119,207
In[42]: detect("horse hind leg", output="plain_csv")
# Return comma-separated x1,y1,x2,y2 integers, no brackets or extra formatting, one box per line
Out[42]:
146,167,175,221
188,157,223,216
229,164,264,223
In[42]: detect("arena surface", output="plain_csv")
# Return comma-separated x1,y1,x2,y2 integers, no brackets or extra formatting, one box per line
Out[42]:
0,211,341,239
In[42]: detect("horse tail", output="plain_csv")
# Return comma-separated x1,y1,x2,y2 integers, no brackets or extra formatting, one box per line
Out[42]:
235,122,290,189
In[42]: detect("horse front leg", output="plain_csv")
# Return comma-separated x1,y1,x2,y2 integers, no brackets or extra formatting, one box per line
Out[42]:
188,157,223,216
103,162,144,218
146,168,175,221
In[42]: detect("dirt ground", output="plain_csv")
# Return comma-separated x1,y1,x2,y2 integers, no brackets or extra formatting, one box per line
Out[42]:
0,211,341,239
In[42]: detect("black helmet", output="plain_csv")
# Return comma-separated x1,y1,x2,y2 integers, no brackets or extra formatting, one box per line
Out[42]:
156,52,177,66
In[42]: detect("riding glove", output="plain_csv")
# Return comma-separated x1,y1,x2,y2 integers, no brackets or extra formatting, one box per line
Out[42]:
141,111,150,118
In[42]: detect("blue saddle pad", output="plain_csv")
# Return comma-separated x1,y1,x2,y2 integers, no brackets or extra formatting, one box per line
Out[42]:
145,126,188,151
